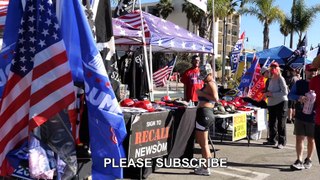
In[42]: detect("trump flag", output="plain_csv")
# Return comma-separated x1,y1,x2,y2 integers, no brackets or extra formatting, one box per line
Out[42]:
231,32,245,73
63,0,127,179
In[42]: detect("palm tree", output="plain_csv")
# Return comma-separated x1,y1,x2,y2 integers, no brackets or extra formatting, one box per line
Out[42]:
208,0,244,85
156,0,174,20
289,0,296,48
182,0,203,32
240,0,285,49
291,0,320,45
280,18,292,46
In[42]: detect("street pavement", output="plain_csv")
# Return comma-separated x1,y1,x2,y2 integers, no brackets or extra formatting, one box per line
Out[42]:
153,81,184,100
148,123,320,180
149,81,320,180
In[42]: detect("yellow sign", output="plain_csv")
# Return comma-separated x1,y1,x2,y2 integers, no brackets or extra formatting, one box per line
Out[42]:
232,113,247,141
235,61,245,82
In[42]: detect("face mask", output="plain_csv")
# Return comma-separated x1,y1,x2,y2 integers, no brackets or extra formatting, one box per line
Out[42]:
270,68,277,75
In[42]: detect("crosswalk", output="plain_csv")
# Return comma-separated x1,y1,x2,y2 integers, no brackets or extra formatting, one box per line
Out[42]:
213,167,270,180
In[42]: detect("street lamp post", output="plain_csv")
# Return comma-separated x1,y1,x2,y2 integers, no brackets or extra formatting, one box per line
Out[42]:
221,17,228,86
211,0,216,79
221,0,242,87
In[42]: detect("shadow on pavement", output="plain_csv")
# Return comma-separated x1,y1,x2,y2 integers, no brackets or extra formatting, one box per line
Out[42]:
152,170,195,175
212,141,273,148
227,161,292,171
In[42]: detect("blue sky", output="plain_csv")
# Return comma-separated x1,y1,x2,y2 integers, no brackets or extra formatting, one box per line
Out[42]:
120,0,320,51
241,0,320,51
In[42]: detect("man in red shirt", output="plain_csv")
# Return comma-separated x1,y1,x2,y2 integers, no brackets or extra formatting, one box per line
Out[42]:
309,67,320,164
181,55,204,104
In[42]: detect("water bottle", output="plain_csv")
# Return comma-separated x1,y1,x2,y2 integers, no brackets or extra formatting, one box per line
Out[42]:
303,90,316,115
188,100,193,107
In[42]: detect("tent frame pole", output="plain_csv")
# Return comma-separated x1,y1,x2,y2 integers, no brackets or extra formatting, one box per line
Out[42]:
138,0,152,100
149,45,154,101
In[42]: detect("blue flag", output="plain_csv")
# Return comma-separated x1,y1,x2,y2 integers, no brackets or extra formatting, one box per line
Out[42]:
0,44,15,98
63,0,127,179
238,57,259,91
57,0,85,83
231,32,245,73
0,0,24,98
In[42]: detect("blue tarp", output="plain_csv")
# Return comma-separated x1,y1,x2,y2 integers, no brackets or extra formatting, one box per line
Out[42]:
246,45,293,64
246,45,312,65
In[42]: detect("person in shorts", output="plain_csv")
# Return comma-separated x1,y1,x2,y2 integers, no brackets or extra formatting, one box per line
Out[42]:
288,64,318,170
193,64,219,176
286,68,300,123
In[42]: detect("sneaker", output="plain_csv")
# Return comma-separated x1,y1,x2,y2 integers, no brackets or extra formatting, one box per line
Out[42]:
194,167,211,176
290,159,304,170
276,144,284,149
303,158,312,169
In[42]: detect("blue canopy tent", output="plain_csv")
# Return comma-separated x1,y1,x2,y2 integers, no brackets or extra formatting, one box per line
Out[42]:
246,45,293,64
246,45,312,65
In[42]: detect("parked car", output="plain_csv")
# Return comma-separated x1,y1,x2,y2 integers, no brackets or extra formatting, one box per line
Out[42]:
170,72,180,82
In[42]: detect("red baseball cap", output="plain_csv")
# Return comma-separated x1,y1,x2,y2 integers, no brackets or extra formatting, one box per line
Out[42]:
219,100,228,107
270,62,279,67
161,95,171,101
120,98,135,107
305,64,318,71
135,100,155,112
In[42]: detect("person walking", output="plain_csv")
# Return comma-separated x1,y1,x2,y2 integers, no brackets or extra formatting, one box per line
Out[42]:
286,68,300,123
309,64,320,166
263,62,288,149
181,55,203,105
289,65,318,170
193,64,219,176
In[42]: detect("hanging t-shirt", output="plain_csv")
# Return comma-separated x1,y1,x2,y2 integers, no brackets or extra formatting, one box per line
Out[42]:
127,48,149,99
104,55,121,100
118,53,133,84
181,67,203,102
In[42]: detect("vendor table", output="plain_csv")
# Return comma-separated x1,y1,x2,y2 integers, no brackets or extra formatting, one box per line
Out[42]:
212,108,267,146
213,112,248,142
123,107,197,179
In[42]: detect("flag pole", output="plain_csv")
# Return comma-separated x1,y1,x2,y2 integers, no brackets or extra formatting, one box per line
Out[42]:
132,0,136,11
138,0,153,100
166,56,178,96
149,45,154,100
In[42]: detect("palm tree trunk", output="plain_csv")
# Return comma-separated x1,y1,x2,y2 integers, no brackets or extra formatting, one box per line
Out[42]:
298,31,302,45
290,0,296,48
284,36,286,46
208,20,212,42
187,18,190,31
263,22,269,49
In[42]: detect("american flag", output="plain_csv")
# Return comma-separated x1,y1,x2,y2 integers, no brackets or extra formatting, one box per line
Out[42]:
0,0,9,29
153,57,176,87
117,11,150,45
0,0,75,175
